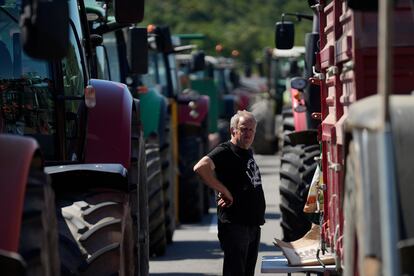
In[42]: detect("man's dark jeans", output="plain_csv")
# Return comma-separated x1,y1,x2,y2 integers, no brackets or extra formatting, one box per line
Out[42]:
218,222,261,276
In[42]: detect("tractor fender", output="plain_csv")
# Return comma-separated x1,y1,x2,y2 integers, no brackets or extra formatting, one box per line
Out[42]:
232,88,251,111
346,95,414,244
345,125,382,260
86,79,132,169
0,135,39,252
285,129,318,147
139,87,165,139
251,99,275,141
190,79,219,133
178,94,209,127
45,163,128,193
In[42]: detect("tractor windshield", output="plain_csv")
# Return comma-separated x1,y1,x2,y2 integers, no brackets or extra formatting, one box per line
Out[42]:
0,2,56,159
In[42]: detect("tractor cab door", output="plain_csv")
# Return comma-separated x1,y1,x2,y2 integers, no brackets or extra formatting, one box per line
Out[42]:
0,4,58,160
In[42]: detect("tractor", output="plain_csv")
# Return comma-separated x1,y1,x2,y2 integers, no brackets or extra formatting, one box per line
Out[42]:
146,27,212,223
85,8,171,257
261,46,307,156
0,0,149,275
275,0,414,274
98,22,211,228
273,11,322,242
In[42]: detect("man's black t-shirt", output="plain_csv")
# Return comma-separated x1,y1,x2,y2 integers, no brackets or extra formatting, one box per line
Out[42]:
207,141,266,226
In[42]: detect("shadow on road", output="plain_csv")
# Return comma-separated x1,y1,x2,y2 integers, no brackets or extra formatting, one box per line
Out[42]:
151,240,223,261
151,233,281,262
265,212,281,220
259,241,281,253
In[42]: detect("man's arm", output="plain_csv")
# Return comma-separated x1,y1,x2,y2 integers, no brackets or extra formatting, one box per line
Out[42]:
193,156,233,207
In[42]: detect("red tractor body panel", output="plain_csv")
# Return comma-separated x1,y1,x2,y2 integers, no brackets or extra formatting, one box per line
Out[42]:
232,88,251,111
0,135,38,252
318,0,414,258
85,79,132,169
178,94,209,126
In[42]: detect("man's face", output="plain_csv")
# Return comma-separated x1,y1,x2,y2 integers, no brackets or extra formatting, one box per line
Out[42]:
232,117,256,149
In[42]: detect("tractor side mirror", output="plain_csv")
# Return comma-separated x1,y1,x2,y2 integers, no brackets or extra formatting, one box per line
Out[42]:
128,27,148,74
114,0,145,23
20,0,68,59
0,250,26,276
155,26,174,53
191,51,205,72
275,21,294,50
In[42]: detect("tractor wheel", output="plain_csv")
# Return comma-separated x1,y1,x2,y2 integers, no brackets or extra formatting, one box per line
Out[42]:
281,108,294,148
137,134,149,274
279,143,320,241
57,189,135,276
282,107,294,132
146,141,167,256
252,117,277,154
203,185,213,214
251,99,278,155
343,142,381,276
160,119,176,244
218,119,230,143
19,169,60,276
130,112,149,276
179,136,204,223
201,117,212,215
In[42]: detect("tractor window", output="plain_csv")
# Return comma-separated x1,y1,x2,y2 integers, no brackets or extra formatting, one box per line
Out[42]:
95,45,107,79
214,68,228,94
141,51,157,88
61,24,85,161
0,4,57,160
103,32,121,82
168,54,181,96
156,52,168,96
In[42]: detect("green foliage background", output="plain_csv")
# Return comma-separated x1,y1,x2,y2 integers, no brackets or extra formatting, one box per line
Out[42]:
143,0,312,64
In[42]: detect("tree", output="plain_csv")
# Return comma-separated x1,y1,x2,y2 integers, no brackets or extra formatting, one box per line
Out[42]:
143,0,311,64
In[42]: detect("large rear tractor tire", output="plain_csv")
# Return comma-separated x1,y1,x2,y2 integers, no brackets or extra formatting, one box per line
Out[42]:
179,136,204,223
218,119,230,144
280,107,294,149
279,143,320,241
137,135,149,275
130,125,149,275
57,189,135,276
131,102,149,275
19,169,60,276
160,119,176,244
145,141,167,256
251,99,278,155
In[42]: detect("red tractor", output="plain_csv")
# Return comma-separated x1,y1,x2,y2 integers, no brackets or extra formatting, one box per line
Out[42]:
0,0,148,275
273,11,322,242
276,0,414,274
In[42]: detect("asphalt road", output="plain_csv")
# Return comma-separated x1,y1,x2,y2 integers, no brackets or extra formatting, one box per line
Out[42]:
149,153,285,276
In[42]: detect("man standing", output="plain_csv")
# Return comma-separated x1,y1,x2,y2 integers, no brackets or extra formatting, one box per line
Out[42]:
193,110,266,276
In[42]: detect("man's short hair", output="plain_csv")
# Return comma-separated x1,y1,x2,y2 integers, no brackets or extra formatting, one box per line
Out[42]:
230,110,257,130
